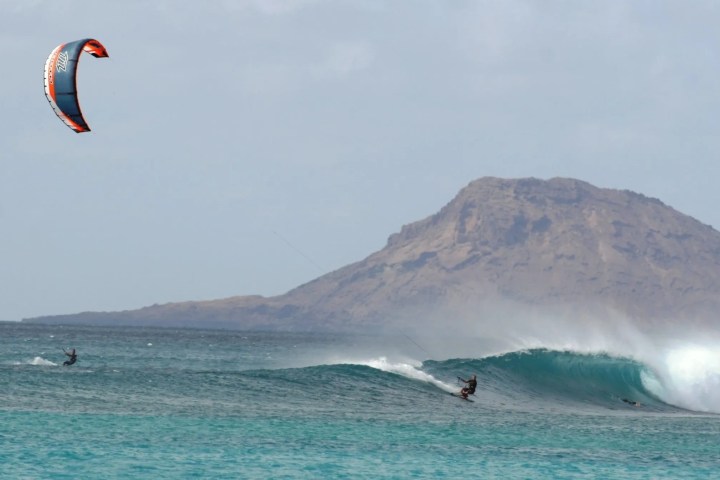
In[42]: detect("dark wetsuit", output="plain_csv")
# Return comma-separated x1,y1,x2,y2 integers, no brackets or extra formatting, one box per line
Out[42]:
466,378,477,395
463,378,477,395
63,350,77,366
461,377,477,397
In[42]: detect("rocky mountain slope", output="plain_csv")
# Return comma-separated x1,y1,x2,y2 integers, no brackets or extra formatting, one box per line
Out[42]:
25,177,720,331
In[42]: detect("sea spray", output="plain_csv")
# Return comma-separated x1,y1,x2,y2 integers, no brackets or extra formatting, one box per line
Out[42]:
29,356,56,366
416,307,720,413
645,345,720,413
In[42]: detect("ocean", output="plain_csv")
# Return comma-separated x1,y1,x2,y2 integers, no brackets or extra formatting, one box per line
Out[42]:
1,322,718,479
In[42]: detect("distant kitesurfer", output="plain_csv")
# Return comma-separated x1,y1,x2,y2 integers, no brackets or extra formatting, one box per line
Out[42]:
458,374,477,399
63,348,77,366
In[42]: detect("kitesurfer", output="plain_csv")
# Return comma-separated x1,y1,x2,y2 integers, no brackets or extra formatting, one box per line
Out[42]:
63,348,77,366
458,374,477,399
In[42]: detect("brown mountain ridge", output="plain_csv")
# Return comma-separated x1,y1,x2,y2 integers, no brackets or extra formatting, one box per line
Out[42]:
25,177,720,331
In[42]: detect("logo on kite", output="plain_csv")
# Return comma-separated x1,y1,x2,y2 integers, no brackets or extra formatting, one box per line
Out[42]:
56,51,69,72
43,38,109,133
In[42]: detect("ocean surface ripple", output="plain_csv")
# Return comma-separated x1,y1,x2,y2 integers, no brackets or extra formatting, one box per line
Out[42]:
1,323,718,479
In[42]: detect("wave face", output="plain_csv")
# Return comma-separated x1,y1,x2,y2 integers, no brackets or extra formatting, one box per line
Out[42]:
422,350,668,410
236,349,680,414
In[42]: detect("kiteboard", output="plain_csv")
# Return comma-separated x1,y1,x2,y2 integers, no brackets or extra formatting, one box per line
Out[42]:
450,393,474,402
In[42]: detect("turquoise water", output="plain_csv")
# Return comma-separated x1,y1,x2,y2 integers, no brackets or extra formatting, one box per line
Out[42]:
1,323,719,478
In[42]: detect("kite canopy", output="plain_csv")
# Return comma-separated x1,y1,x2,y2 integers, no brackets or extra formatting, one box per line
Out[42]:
43,38,109,133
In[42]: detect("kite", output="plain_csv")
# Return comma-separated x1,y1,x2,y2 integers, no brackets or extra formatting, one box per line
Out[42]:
44,38,109,133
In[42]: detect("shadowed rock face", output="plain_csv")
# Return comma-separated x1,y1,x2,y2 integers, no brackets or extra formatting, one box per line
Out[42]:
25,177,720,331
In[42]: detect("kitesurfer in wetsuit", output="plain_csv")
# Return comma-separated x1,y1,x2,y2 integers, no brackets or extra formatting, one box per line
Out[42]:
459,374,477,399
63,348,77,366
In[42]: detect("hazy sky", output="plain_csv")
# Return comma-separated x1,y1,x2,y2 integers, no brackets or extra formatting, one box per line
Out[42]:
2,0,719,320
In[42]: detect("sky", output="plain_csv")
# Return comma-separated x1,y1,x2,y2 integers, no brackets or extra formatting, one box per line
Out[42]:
2,0,720,321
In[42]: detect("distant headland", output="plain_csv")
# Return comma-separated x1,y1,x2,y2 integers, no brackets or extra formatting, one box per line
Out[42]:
24,177,720,331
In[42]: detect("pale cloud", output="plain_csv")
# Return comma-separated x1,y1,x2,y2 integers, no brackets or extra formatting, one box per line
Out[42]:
313,42,375,79
453,0,536,62
0,0,42,11
238,42,375,94
221,0,323,15
239,62,298,95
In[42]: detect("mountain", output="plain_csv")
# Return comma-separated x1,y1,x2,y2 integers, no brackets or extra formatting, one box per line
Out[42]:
24,177,720,331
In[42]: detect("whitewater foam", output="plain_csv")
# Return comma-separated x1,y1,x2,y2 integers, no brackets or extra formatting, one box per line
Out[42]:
29,356,56,366
344,357,456,393
647,345,720,413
